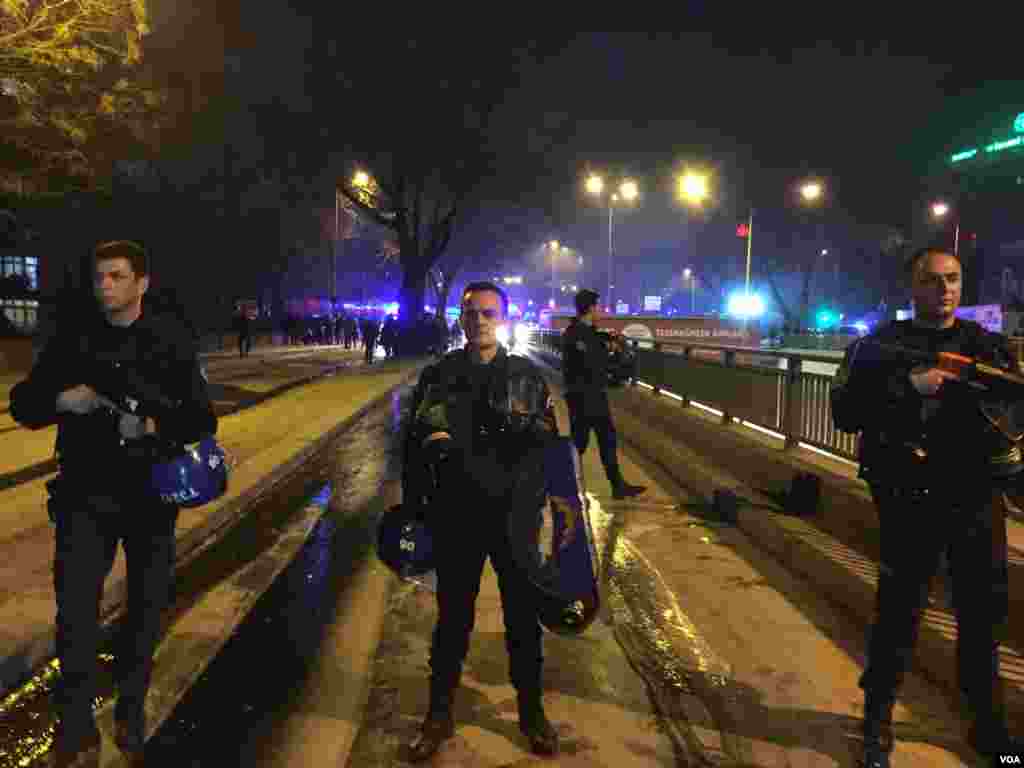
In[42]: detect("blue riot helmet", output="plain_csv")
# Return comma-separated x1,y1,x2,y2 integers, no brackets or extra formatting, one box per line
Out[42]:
149,435,231,508
377,504,435,578
506,436,601,635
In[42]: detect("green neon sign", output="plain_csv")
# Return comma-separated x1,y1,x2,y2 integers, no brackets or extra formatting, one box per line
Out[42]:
1016,112,1024,133
951,148,978,163
985,136,1023,153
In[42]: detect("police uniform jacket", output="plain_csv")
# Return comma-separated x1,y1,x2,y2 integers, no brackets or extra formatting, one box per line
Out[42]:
402,346,559,526
10,308,217,491
829,318,1022,488
561,319,609,394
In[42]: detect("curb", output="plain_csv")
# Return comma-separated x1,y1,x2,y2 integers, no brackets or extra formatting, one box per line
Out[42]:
0,361,426,698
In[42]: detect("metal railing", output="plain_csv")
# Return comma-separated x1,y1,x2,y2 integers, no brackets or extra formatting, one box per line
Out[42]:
533,329,860,462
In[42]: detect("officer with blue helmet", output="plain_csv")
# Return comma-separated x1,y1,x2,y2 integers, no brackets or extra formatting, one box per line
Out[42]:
401,280,561,761
10,240,216,766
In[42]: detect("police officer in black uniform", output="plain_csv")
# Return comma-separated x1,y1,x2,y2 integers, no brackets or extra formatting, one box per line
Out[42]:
402,280,561,761
11,240,216,766
562,288,645,500
830,247,1023,767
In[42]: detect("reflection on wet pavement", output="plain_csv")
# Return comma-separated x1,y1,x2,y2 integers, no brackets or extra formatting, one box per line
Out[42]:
140,388,403,766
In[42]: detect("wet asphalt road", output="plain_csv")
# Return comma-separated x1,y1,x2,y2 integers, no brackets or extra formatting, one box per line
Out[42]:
139,386,406,766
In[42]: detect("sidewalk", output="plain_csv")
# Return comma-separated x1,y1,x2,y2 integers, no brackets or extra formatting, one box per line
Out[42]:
0,352,427,698
533,344,1024,736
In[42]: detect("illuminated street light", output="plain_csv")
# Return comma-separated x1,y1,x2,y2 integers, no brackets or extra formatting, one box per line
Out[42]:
584,172,640,310
800,181,823,202
930,201,960,256
682,269,695,313
549,240,560,251
353,170,370,188
678,172,709,206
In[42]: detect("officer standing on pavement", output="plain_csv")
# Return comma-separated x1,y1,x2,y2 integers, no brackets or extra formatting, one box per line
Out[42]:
830,247,1023,767
402,280,562,761
561,288,645,499
10,240,217,767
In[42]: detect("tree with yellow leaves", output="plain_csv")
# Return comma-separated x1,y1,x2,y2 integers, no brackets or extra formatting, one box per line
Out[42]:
0,0,162,187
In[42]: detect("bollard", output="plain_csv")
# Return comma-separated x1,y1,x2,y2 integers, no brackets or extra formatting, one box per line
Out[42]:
652,342,662,395
679,346,691,406
720,350,736,424
711,488,740,524
783,355,803,451
785,471,821,517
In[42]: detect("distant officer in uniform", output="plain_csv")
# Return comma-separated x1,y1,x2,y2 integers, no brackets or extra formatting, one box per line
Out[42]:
830,247,1023,767
11,241,217,766
561,288,645,499
402,280,561,761
233,305,251,358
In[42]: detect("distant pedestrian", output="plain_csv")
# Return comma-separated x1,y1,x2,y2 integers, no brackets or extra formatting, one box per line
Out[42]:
381,314,397,358
345,316,358,349
333,315,344,347
233,309,251,358
361,315,380,363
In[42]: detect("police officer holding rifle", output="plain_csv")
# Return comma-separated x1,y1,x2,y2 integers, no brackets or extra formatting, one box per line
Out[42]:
11,241,217,766
561,289,645,499
830,247,1023,767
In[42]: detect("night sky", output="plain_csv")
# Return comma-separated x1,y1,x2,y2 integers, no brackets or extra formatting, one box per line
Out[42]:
145,10,1021,310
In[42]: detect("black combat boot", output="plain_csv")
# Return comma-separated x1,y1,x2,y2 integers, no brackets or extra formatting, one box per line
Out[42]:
609,467,645,500
861,689,894,768
518,689,559,756
408,687,455,763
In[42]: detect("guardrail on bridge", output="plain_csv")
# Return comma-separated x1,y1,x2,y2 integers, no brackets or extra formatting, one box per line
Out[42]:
533,329,859,463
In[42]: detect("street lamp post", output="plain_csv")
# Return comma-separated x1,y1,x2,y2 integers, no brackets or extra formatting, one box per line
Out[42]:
586,175,638,312
333,191,340,310
677,172,710,317
549,240,559,309
798,179,826,330
608,198,615,308
744,208,754,300
932,201,960,257
683,268,695,314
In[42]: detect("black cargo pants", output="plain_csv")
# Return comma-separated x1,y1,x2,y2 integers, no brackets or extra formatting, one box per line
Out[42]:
564,389,622,487
52,486,178,743
428,508,543,704
861,483,1009,720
